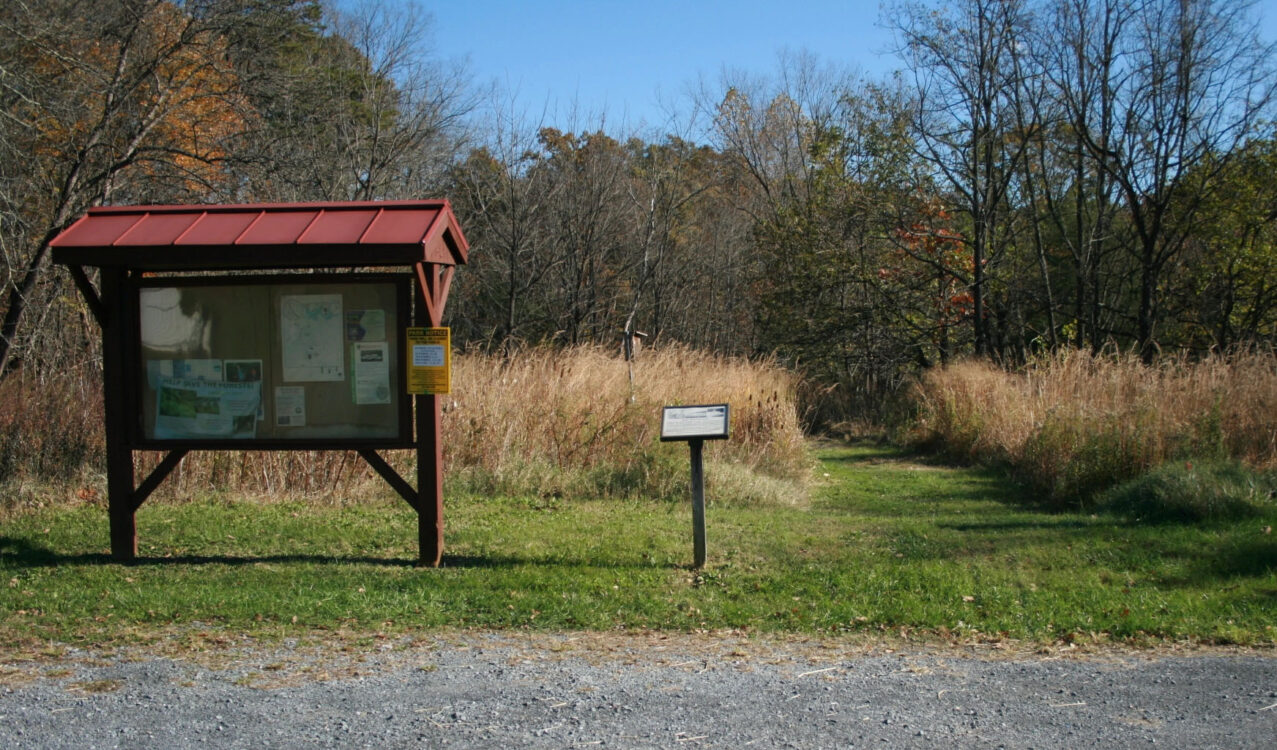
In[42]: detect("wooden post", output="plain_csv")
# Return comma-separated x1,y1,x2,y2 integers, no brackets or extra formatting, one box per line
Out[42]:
418,392,444,566
416,262,445,567
689,438,706,569
101,268,136,561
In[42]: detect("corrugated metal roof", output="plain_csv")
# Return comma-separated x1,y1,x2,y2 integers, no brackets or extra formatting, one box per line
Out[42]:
50,200,469,270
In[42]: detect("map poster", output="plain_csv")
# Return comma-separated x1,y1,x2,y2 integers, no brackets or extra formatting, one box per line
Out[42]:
280,294,344,382
154,377,260,439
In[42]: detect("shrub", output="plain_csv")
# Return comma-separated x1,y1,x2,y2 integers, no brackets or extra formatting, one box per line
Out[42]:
0,370,104,483
443,344,809,503
1098,459,1277,523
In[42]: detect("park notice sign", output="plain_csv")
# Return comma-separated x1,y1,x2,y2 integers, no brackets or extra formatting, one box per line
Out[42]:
48,199,470,567
406,326,450,395
660,404,730,441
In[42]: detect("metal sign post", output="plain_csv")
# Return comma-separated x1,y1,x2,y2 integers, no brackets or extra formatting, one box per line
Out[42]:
660,404,730,569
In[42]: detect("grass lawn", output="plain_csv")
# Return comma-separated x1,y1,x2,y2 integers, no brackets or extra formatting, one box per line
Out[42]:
2,443,1275,651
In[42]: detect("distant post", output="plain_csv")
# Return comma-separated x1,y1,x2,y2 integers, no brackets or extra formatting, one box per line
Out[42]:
660,404,730,569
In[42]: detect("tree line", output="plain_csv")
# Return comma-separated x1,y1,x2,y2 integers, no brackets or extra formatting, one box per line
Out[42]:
3,0,1275,418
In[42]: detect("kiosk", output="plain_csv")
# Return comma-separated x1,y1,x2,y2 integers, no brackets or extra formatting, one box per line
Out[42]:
50,200,468,565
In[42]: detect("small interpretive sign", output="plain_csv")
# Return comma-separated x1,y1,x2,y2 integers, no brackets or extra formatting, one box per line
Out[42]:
660,403,730,569
660,404,730,442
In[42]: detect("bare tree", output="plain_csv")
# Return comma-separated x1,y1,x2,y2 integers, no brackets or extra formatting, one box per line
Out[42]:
0,0,250,375
227,0,477,202
891,0,1036,356
447,97,563,346
325,0,477,200
1049,0,1276,357
1033,0,1131,350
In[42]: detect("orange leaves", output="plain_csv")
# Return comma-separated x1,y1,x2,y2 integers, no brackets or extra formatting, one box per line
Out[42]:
886,201,976,330
130,3,247,191
19,1,247,197
894,208,970,274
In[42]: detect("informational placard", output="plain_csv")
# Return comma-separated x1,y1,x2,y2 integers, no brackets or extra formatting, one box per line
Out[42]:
274,385,306,427
345,309,386,342
406,326,451,395
660,404,730,441
155,377,260,439
351,341,391,404
135,275,410,445
660,403,731,569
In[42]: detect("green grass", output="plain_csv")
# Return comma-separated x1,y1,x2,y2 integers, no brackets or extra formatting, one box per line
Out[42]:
2,443,1275,651
1097,459,1277,523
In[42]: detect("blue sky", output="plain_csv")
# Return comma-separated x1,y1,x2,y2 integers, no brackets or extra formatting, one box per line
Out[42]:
426,0,898,131
417,0,1277,134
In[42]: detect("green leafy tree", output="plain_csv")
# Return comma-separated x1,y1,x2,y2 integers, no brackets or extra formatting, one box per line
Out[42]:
1172,134,1277,349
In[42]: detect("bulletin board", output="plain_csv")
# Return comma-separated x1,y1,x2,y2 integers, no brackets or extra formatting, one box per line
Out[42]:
133,274,412,447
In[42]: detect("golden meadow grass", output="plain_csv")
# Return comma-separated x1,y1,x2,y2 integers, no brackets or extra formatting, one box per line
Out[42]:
1,344,809,510
910,348,1277,504
443,344,808,502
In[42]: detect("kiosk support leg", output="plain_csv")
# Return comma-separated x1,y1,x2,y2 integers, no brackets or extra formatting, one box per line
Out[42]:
101,268,136,562
416,396,446,567
417,393,444,566
415,261,448,567
108,463,137,561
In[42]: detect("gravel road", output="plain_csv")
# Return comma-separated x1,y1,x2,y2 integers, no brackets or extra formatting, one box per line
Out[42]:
2,632,1274,748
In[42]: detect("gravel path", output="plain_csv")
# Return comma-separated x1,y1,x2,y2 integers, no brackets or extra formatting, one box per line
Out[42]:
2,633,1274,748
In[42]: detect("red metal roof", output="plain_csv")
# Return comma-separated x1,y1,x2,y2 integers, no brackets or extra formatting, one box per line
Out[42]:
50,200,469,270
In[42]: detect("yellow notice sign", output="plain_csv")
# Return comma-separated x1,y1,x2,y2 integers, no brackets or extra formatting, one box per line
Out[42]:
405,327,450,395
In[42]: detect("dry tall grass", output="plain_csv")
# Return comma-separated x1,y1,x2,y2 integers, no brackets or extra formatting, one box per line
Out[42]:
2,345,809,508
0,370,104,483
910,348,1277,505
444,344,809,503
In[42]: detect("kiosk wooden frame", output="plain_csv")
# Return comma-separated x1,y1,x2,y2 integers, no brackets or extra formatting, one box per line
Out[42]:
50,200,469,566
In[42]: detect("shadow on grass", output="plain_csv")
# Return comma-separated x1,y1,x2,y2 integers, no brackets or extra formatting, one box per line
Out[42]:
440,554,685,571
816,440,1076,513
936,518,1099,533
815,441,921,464
0,536,682,572
1197,538,1277,579
0,537,417,568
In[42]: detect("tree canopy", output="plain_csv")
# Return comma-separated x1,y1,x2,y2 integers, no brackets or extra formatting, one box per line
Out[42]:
3,0,1275,421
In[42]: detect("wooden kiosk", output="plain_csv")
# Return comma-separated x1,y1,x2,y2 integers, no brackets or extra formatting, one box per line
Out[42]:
49,200,468,566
